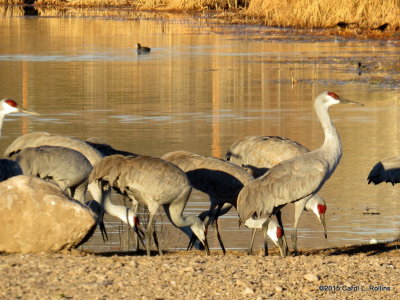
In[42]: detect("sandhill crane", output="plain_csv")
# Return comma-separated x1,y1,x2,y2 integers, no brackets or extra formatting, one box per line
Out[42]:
15,146,92,202
85,137,138,157
226,135,327,254
0,98,39,134
368,156,400,185
89,154,210,256
4,131,141,236
161,150,254,253
236,91,363,256
0,158,23,182
136,43,151,54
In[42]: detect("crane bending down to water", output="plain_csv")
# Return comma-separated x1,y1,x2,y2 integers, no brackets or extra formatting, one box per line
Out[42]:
368,156,400,185
161,150,254,253
89,154,210,256
236,91,363,256
226,135,327,254
15,146,92,202
4,132,141,237
0,98,39,134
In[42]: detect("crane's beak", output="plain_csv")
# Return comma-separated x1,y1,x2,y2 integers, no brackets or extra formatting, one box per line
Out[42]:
18,106,40,116
133,224,146,246
319,214,328,239
339,98,364,106
99,219,108,242
276,236,286,257
187,234,210,256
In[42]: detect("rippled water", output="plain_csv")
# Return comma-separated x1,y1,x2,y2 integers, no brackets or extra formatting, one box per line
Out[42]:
1,6,400,253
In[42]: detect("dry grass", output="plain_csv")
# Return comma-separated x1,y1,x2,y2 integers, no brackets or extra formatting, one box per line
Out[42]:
247,0,400,29
1,0,399,30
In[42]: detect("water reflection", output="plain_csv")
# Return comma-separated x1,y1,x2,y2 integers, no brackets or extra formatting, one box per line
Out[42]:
0,6,400,252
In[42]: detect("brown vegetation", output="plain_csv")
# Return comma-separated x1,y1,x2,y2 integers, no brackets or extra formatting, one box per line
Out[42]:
1,0,398,31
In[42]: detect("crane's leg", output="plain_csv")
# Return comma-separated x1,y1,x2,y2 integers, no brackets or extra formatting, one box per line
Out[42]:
131,199,140,251
153,229,163,256
247,228,257,255
146,213,156,256
275,211,289,256
292,199,307,256
214,203,226,255
261,217,272,256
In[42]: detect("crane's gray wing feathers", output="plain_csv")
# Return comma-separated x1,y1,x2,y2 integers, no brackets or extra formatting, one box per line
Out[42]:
237,157,325,221
4,132,102,166
225,136,310,178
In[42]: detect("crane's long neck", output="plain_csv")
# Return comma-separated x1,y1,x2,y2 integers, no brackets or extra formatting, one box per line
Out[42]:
0,113,5,135
88,181,134,227
162,186,194,229
315,101,343,175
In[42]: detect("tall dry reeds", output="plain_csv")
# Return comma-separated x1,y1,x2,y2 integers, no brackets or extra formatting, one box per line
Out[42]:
246,0,399,29
0,0,398,30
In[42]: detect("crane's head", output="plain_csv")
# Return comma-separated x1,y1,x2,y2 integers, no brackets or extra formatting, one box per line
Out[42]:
306,195,327,239
0,98,40,116
317,92,364,108
187,215,210,255
267,219,286,257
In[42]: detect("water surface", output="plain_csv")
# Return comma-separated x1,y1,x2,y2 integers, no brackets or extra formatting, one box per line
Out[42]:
1,7,400,252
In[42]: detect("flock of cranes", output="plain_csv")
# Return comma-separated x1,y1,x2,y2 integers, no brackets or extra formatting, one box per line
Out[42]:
5,91,394,258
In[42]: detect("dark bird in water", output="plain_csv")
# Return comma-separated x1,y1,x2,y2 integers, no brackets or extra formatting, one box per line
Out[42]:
336,22,355,29
357,62,368,76
374,23,389,32
136,43,151,54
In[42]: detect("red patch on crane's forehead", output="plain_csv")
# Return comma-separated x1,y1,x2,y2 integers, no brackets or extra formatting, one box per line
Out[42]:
5,99,18,107
276,227,283,238
317,204,327,214
327,92,340,99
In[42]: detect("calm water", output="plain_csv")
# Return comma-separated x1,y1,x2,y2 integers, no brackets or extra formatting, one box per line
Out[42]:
1,6,400,252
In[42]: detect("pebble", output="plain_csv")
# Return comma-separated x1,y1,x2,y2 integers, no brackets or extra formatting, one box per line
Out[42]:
275,286,283,292
242,287,254,295
304,273,320,282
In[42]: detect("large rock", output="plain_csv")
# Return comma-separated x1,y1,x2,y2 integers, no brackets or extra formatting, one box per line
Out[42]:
0,175,96,253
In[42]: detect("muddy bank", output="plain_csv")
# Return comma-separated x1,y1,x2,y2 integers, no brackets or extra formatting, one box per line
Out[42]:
0,241,399,299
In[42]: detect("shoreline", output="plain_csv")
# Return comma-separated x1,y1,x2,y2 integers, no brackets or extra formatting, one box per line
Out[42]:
1,3,399,41
1,240,399,299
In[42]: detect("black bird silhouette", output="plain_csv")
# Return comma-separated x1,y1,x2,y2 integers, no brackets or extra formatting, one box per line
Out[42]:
336,22,356,29
374,23,389,31
136,43,151,54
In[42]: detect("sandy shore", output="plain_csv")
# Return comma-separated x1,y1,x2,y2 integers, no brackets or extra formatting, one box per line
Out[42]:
0,241,398,299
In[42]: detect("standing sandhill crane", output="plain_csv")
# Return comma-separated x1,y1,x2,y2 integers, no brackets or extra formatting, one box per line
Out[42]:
368,156,400,185
89,154,210,256
15,146,92,202
226,135,327,254
0,98,39,134
85,137,138,157
161,150,254,254
236,91,363,256
4,131,141,234
0,158,22,182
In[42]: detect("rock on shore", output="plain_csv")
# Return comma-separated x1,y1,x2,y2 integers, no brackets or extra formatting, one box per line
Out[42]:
0,175,96,253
